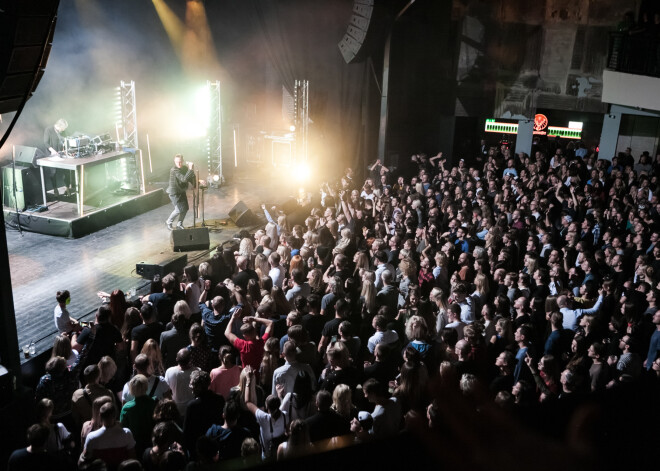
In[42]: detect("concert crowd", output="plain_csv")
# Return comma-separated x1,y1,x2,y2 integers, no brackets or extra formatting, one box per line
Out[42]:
11,139,660,470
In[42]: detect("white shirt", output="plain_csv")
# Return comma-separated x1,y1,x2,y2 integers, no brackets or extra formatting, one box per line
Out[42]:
54,305,72,333
367,330,399,354
122,374,171,403
164,365,199,417
269,266,285,289
560,295,603,330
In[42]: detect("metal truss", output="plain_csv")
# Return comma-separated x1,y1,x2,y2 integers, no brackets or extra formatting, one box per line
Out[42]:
293,79,309,164
119,80,138,149
207,80,222,181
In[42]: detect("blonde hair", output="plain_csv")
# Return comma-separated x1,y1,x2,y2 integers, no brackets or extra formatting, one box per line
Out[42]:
399,257,417,278
174,300,191,319
331,384,353,420
98,356,117,384
128,374,149,397
474,274,489,297
254,253,269,279
141,338,165,376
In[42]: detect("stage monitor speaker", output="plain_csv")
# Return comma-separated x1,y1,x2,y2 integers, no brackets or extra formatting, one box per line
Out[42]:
12,145,44,167
2,165,42,210
171,227,210,252
229,200,255,227
136,253,188,280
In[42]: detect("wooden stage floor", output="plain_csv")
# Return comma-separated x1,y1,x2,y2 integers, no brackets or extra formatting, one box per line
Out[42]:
5,171,294,361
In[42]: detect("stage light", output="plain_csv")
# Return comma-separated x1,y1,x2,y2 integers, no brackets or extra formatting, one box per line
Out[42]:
212,174,220,182
174,85,211,139
152,0,185,57
289,125,296,132
294,163,311,182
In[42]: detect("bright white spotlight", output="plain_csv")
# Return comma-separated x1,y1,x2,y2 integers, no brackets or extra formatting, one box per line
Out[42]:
289,125,296,132
212,174,220,182
294,163,310,181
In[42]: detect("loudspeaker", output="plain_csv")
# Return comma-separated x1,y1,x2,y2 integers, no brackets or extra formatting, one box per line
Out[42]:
12,145,44,167
338,0,390,64
171,227,210,252
136,253,188,279
2,165,42,210
0,1,59,114
228,200,255,227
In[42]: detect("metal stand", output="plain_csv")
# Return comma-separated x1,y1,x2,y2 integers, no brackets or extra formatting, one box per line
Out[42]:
293,79,309,164
200,186,207,227
117,80,142,193
207,80,222,183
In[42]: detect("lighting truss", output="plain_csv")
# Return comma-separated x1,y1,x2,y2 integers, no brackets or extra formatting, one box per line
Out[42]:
293,79,309,163
116,80,141,191
207,80,222,182
119,80,138,148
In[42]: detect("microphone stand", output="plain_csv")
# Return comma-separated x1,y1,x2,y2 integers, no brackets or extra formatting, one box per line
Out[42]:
192,169,199,228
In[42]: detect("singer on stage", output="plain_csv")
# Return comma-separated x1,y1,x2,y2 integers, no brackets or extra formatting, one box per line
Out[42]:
166,153,196,230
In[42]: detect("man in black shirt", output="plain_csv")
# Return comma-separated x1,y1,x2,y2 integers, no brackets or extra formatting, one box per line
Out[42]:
145,274,177,325
74,305,122,368
131,303,165,361
166,153,196,230
232,256,259,292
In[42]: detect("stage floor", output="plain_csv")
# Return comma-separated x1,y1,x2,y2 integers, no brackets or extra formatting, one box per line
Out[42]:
5,170,296,361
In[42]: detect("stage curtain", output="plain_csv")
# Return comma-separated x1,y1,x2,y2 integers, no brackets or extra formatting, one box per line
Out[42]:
250,0,371,174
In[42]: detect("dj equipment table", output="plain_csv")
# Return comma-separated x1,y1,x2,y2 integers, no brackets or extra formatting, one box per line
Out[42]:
37,150,143,215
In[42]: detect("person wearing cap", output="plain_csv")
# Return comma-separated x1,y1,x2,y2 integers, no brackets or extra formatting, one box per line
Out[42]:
351,378,401,440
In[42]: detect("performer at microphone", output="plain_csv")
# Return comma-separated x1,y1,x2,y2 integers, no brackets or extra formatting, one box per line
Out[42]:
166,153,196,230
43,118,69,196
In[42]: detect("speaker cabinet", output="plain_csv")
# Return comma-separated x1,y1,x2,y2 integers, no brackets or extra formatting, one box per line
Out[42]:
228,200,255,227
338,0,390,64
136,253,188,279
171,227,210,252
2,165,42,210
12,145,44,167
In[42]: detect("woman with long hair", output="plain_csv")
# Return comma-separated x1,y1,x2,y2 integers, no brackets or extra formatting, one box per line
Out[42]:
525,354,561,401
271,286,291,317
353,250,370,282
307,268,325,296
331,383,357,421
360,270,377,319
51,334,78,369
141,339,165,377
260,337,282,392
183,264,204,321
81,395,114,444
95,289,129,329
254,253,270,282
489,317,514,357
280,370,317,421
394,359,430,414
277,419,314,461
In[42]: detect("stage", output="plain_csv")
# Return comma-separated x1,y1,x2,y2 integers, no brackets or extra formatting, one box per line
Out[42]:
4,189,167,238
5,170,294,368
